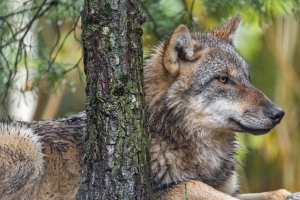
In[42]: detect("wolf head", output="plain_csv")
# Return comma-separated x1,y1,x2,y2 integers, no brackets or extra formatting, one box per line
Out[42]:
144,14,284,140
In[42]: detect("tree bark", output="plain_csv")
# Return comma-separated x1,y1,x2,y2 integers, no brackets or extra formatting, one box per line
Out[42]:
77,0,151,199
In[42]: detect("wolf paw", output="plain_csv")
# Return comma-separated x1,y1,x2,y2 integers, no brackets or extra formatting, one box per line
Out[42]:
268,189,291,200
286,192,300,200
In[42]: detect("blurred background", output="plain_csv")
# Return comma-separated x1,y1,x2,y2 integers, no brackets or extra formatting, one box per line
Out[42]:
0,0,299,194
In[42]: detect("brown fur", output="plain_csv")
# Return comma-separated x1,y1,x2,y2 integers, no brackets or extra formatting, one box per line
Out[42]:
145,14,291,199
0,15,294,200
0,124,43,199
0,113,84,200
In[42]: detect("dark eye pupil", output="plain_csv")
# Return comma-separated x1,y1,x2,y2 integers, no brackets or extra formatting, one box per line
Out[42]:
220,76,228,83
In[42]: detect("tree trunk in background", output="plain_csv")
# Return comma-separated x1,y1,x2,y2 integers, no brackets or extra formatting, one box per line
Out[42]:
77,0,151,199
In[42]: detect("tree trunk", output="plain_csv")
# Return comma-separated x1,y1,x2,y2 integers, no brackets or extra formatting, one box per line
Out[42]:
77,0,151,199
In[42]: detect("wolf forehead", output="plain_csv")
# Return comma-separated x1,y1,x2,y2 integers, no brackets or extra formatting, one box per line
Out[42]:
180,33,251,89
144,14,249,98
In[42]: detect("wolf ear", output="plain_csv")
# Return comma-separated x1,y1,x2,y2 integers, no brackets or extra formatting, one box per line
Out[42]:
163,24,200,77
212,14,241,45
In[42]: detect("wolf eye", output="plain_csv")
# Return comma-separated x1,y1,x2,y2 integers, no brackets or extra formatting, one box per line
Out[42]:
219,76,228,83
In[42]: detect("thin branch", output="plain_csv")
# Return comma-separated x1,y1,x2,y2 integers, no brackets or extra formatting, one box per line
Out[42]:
73,16,82,43
180,0,198,27
0,5,41,19
140,0,161,39
63,57,83,75
46,25,75,72
13,0,48,78
49,7,61,58
0,0,83,106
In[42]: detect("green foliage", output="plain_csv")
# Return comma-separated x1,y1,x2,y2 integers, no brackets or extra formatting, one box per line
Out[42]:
141,0,300,45
0,0,84,105
140,0,198,43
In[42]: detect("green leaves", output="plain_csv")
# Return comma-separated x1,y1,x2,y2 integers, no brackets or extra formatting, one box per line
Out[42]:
0,0,84,105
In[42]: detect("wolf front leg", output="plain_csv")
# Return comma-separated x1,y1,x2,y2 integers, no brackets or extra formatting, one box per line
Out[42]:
235,189,291,200
159,180,239,200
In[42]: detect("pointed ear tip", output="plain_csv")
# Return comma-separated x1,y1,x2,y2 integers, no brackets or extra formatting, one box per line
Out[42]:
177,24,187,28
174,24,190,34
234,13,242,21
176,24,189,30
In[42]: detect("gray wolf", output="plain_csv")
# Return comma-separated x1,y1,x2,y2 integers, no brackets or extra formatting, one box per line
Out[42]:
144,14,292,199
0,14,294,200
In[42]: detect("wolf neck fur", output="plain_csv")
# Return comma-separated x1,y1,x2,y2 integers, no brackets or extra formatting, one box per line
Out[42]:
150,130,237,190
149,100,238,190
145,42,238,190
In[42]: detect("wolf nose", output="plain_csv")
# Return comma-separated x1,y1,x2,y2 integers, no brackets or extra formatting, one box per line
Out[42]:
265,107,285,124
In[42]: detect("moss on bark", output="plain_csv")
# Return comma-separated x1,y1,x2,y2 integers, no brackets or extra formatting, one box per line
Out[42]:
77,0,152,199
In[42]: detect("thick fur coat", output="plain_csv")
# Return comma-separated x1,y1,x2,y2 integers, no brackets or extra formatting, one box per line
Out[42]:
144,14,290,199
0,14,295,200
0,114,85,200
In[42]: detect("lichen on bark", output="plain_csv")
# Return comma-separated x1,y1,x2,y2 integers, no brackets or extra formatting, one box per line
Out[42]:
77,0,152,199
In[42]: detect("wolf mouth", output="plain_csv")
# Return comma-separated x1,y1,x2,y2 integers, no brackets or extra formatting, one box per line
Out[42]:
229,118,271,135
